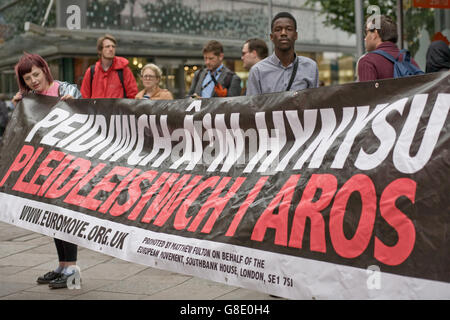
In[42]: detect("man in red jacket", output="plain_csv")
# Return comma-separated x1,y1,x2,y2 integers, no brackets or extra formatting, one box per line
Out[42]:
81,34,138,98
358,15,421,81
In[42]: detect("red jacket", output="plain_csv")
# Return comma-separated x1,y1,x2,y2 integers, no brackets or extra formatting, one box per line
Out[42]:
81,56,138,98
358,42,421,82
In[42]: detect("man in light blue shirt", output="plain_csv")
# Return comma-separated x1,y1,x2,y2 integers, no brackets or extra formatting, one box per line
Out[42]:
188,40,241,98
246,12,319,96
201,64,224,98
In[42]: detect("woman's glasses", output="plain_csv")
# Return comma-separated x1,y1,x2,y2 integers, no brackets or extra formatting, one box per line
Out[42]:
141,75,158,80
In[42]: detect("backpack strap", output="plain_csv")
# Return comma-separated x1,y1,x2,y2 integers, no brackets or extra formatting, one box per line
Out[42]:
372,49,412,63
371,50,397,63
89,65,127,98
90,65,95,98
398,49,411,62
117,69,126,98
223,72,233,89
193,69,202,93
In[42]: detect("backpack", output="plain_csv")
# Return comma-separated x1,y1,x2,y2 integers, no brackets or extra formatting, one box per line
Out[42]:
372,49,424,78
90,65,127,98
192,68,234,97
211,71,234,97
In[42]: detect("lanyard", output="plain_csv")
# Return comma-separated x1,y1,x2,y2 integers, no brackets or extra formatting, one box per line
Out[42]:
201,65,224,90
286,57,299,91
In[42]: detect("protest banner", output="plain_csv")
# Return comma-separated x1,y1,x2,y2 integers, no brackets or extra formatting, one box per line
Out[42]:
0,72,449,299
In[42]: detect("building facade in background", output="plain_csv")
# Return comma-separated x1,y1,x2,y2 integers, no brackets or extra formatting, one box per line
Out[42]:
0,0,358,98
1,0,448,99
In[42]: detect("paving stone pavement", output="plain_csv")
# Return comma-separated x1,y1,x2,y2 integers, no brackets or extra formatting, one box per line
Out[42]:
0,221,283,300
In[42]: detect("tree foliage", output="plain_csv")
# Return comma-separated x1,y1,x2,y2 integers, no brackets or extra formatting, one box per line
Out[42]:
305,0,435,56
305,0,396,34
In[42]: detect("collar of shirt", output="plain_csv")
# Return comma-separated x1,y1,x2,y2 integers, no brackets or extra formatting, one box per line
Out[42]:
269,53,298,69
209,64,224,77
375,41,398,51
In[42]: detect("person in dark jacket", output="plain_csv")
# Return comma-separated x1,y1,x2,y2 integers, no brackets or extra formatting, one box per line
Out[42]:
0,99,9,142
188,40,241,98
426,40,450,73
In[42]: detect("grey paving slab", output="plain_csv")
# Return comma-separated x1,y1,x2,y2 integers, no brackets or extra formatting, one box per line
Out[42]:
108,257,133,264
77,248,115,262
11,233,44,242
30,248,115,271
76,258,112,271
32,256,108,272
0,223,23,230
22,242,55,255
2,268,45,284
135,266,178,277
142,276,238,300
80,261,148,280
0,242,36,258
0,290,72,300
0,252,56,267
25,279,116,297
18,235,53,246
0,266,29,276
30,260,59,272
68,290,148,300
0,227,32,241
0,281,35,298
97,273,192,296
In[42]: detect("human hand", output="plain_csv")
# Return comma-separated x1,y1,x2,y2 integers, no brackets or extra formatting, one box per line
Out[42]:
60,94,75,101
11,92,22,106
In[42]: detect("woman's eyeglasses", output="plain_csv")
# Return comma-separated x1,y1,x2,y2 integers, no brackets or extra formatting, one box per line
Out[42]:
141,75,158,80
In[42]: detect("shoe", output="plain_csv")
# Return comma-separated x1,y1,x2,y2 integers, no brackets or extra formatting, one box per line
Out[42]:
36,271,61,284
48,274,70,289
49,273,81,289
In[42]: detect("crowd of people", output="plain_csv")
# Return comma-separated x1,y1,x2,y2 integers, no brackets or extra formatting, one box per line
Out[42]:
8,11,450,106
1,11,449,290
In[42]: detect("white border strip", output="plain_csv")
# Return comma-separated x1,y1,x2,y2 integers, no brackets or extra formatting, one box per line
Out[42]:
0,192,448,299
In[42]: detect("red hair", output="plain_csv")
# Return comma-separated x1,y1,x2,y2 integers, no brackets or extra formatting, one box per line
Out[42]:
14,52,54,93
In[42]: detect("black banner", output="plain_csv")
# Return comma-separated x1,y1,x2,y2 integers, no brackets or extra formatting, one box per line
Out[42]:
0,72,449,299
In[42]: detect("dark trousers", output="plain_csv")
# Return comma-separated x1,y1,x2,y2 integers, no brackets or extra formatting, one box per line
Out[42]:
54,238,77,262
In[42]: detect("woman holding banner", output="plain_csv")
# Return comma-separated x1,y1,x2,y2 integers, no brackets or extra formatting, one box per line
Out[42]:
12,53,81,106
12,52,82,289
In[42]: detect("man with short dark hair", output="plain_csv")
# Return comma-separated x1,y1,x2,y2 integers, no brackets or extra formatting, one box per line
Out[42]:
358,15,421,81
188,40,241,98
246,12,319,96
242,38,268,70
81,34,138,98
